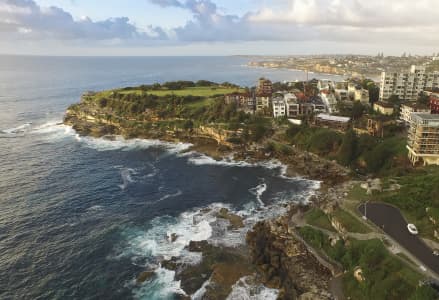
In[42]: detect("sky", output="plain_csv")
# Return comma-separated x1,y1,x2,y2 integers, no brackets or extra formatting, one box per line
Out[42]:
1,0,439,56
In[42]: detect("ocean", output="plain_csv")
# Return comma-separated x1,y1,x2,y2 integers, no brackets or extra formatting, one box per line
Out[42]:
0,56,341,299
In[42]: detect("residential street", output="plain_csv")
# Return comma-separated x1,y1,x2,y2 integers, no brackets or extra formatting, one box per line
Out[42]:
358,203,439,276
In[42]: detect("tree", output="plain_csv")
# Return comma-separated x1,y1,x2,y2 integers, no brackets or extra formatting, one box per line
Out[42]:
337,129,358,166
417,93,430,106
388,95,400,105
352,101,365,120
183,120,194,132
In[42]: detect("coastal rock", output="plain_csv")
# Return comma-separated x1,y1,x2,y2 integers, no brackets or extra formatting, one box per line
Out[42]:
216,208,244,230
188,240,209,252
137,271,155,284
246,216,332,300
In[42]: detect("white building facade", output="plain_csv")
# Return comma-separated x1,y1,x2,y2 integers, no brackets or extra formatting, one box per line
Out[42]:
380,65,439,102
272,98,286,118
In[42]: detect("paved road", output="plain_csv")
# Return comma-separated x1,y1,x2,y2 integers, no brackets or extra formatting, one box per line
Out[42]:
358,202,439,276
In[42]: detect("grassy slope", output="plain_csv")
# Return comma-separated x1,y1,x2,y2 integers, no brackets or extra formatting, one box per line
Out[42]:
332,207,371,234
298,226,433,300
117,86,244,97
346,166,439,240
304,208,336,232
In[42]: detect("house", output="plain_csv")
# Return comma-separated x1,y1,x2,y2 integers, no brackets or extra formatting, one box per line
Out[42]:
225,92,255,113
400,103,430,124
373,101,394,115
366,116,395,138
315,114,350,131
320,90,338,113
317,79,334,91
256,94,271,113
285,94,300,117
335,89,349,101
355,89,370,104
310,97,326,113
272,97,286,118
407,113,439,166
300,102,315,116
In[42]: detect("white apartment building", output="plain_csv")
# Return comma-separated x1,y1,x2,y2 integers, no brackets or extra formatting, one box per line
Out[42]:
400,103,430,124
380,65,439,102
407,113,439,166
320,92,338,114
272,97,286,118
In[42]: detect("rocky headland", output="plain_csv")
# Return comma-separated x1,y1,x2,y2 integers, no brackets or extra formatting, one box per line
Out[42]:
64,91,352,299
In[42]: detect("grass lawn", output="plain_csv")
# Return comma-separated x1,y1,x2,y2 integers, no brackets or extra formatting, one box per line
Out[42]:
304,208,336,232
117,86,244,97
332,207,372,233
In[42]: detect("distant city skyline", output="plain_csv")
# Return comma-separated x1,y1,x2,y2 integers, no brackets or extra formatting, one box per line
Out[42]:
2,0,439,56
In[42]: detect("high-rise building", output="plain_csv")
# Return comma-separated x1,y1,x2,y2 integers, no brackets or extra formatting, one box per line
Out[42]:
379,65,439,101
407,113,439,166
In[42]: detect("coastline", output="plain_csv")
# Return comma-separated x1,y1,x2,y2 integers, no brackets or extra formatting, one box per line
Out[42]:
64,113,352,299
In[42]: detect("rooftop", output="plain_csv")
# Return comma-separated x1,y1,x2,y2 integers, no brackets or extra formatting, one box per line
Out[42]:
411,113,439,121
375,101,394,108
316,114,350,123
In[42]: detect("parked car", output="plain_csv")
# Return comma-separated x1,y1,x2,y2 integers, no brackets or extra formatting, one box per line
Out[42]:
407,223,418,235
433,250,439,256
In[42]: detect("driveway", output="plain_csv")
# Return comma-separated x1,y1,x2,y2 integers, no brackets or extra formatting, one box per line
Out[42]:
358,202,439,276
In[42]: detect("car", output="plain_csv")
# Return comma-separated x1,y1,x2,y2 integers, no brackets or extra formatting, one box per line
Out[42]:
433,250,439,256
407,223,418,235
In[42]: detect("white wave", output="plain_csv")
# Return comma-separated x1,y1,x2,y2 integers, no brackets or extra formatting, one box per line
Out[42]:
33,122,193,154
226,276,279,300
187,153,254,167
1,122,32,134
124,210,214,261
119,168,137,190
156,190,183,203
87,205,104,211
133,267,186,300
192,278,211,300
249,179,267,207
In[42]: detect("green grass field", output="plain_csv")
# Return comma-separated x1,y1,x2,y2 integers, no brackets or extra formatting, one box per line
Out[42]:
304,208,336,232
117,86,244,97
332,207,372,234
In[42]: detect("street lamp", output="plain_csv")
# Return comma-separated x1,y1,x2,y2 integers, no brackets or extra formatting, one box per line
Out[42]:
362,201,367,220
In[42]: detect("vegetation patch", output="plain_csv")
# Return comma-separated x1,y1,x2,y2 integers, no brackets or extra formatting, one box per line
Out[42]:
304,208,336,232
332,207,371,233
298,226,435,300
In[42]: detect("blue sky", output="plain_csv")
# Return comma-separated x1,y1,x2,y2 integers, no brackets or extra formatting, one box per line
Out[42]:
1,0,439,56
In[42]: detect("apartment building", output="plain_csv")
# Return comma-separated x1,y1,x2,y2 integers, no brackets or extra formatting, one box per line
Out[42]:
400,103,430,124
257,78,273,95
407,113,439,166
272,97,286,118
380,65,439,101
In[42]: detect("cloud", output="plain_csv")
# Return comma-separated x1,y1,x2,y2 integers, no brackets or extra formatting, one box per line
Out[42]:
1,0,439,51
0,0,167,41
145,0,439,45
